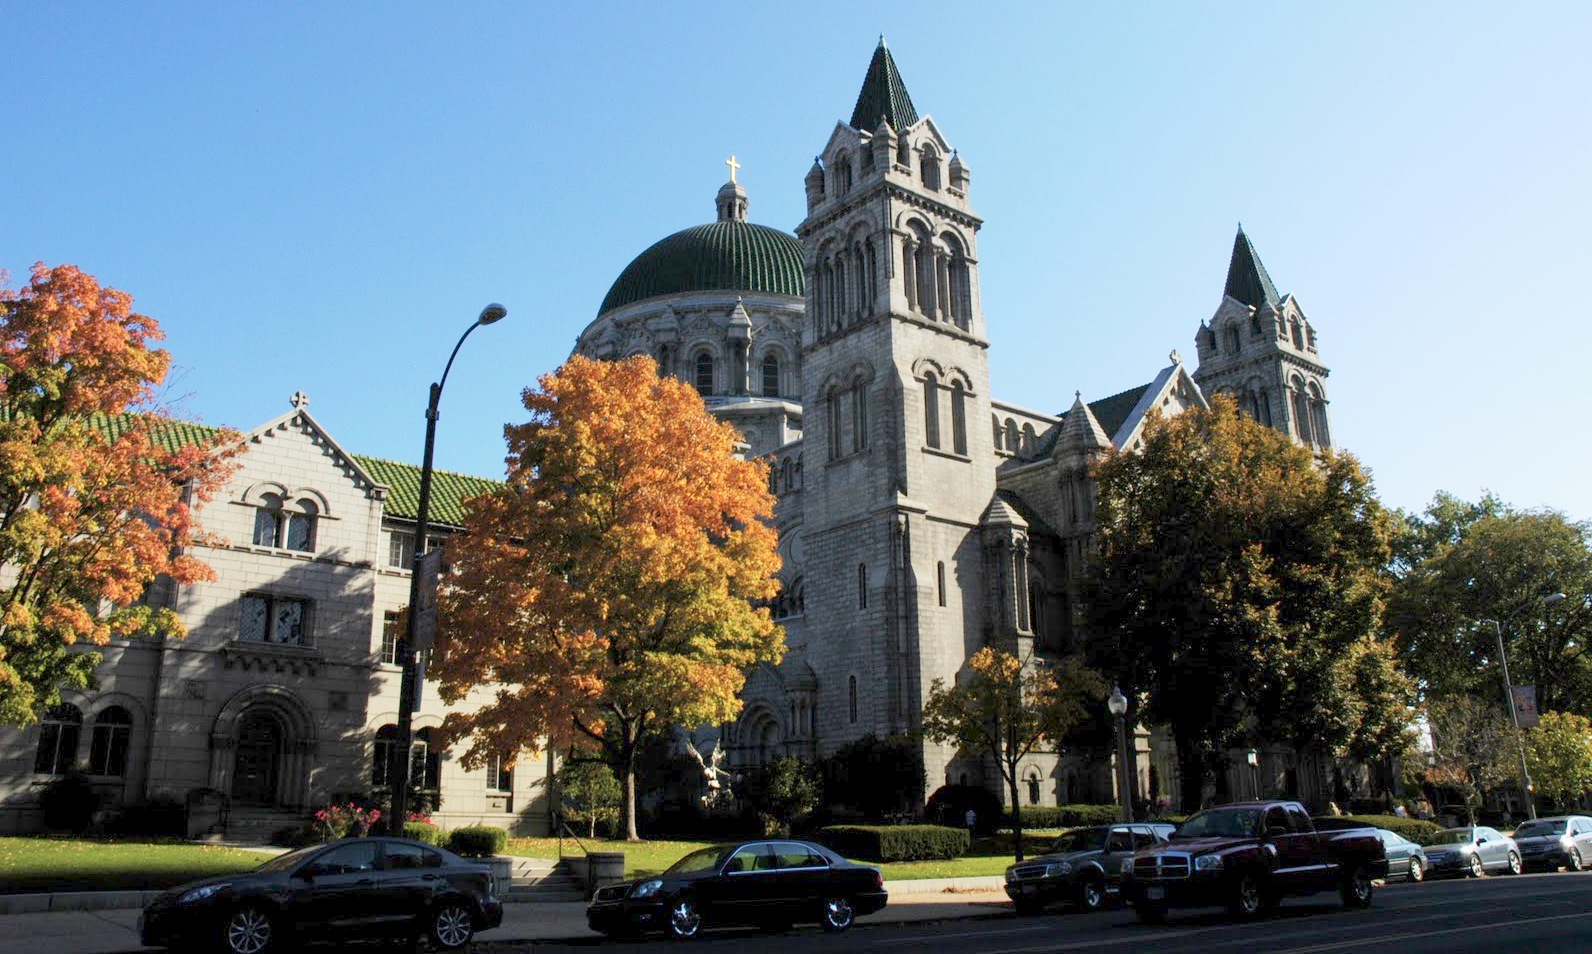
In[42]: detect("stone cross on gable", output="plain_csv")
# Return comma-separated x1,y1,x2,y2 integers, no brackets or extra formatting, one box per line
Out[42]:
725,154,740,183
290,390,311,409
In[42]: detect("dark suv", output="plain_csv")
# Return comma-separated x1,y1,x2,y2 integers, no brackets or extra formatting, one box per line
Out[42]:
139,837,503,954
1005,823,1176,913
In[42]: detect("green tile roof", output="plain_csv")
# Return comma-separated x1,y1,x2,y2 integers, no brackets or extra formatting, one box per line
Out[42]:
851,38,919,131
598,220,805,316
1223,226,1281,309
351,455,500,527
92,412,227,456
1080,383,1151,442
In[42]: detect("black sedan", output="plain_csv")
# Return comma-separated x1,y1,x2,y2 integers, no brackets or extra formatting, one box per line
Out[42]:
586,839,888,939
139,837,503,954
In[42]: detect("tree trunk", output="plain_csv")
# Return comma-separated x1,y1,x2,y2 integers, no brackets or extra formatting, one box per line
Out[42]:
623,753,640,841
1008,767,1025,863
1176,736,1205,812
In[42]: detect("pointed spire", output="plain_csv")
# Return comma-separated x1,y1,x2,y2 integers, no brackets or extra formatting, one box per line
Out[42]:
1056,393,1113,454
850,37,919,132
1223,225,1281,309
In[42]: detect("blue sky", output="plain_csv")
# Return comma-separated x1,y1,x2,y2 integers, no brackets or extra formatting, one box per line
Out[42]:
4,2,1588,519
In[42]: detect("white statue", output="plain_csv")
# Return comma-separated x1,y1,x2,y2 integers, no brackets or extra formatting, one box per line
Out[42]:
683,735,736,808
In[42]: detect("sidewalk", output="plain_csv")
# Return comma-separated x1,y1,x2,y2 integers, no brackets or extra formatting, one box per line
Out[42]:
0,884,1014,954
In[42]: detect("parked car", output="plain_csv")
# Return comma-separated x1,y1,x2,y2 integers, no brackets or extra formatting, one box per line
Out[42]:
1509,815,1592,871
585,839,887,940
1374,829,1428,882
138,837,503,954
1122,800,1388,923
1004,823,1177,914
1420,826,1521,878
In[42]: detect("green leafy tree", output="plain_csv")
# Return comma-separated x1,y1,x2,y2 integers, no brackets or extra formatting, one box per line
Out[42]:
1389,491,1505,578
1388,506,1592,713
1526,711,1592,811
558,757,622,838
921,647,1105,861
824,734,927,820
1425,694,1515,823
1084,395,1400,809
745,755,822,837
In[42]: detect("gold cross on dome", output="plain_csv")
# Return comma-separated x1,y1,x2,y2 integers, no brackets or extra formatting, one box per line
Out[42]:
725,154,741,183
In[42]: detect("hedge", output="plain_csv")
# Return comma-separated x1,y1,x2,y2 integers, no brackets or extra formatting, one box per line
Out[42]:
448,826,509,857
404,822,445,846
1314,814,1443,845
1011,804,1124,829
816,824,968,862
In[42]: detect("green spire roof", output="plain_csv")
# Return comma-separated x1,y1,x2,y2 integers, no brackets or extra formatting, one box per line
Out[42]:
850,37,919,131
598,220,805,316
1223,226,1281,308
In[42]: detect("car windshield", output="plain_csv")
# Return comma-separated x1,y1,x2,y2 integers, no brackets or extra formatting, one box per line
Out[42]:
1431,829,1474,845
1048,828,1109,853
1174,809,1262,839
256,845,325,874
1514,820,1567,837
665,846,737,875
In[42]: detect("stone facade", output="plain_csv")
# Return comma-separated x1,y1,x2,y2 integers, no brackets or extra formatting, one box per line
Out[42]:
0,399,552,835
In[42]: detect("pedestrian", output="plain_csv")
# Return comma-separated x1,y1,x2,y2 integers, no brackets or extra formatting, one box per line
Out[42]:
1393,802,1408,818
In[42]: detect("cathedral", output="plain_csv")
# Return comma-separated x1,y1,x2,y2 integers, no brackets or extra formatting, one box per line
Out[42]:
573,39,1336,809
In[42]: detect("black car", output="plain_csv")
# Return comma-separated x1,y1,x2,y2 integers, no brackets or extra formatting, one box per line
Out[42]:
1005,823,1177,914
139,837,503,954
586,839,888,939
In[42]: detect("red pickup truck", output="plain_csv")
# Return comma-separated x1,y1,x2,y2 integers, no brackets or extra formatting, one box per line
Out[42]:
1122,800,1388,923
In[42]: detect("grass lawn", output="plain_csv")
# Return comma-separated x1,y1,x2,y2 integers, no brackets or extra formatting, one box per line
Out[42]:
0,837,278,894
504,829,1064,882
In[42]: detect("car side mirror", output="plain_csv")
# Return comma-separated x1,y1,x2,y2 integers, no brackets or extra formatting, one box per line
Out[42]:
1477,837,1489,845
1265,826,1289,838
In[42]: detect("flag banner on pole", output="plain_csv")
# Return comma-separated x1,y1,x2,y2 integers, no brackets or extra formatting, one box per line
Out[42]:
1512,685,1539,728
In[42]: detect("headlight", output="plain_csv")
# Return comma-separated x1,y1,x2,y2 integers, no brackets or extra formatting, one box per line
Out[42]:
178,883,229,904
1046,862,1073,877
1194,855,1223,871
630,879,663,899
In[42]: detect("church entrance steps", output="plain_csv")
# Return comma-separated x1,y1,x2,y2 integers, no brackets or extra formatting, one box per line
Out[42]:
505,857,587,902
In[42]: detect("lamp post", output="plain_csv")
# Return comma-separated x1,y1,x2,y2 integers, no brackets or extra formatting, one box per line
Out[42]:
1108,686,1133,822
1246,748,1260,799
387,303,507,835
1487,591,1565,823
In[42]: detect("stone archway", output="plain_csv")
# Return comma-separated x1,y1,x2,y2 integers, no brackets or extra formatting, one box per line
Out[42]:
211,685,318,809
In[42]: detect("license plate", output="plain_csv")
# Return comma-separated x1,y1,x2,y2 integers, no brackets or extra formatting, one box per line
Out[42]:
1021,884,1036,895
1146,885,1166,901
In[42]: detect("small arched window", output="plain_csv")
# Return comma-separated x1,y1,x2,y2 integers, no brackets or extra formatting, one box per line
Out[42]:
373,724,401,787
937,561,947,607
827,386,844,460
1250,313,1264,338
88,706,133,777
920,146,942,191
1290,319,1305,349
285,498,317,552
848,675,858,724
253,492,284,547
1005,420,1019,456
922,373,941,449
857,563,868,609
1022,424,1037,455
761,354,780,397
851,379,868,452
34,703,82,775
1225,326,1242,354
694,353,715,394
834,153,853,195
950,381,968,456
253,494,318,552
411,727,442,790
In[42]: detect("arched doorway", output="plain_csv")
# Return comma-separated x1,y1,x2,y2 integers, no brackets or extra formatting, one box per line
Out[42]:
233,710,283,805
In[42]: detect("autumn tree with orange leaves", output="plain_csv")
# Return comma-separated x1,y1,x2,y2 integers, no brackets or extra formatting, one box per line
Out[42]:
0,263,236,726
432,354,783,840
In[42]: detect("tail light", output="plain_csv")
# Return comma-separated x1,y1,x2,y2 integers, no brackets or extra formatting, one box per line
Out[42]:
875,869,884,890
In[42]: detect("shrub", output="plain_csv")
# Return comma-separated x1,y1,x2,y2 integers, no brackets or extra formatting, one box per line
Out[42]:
924,785,1003,834
403,821,444,845
313,802,381,840
743,756,822,838
1011,804,1124,829
1314,814,1443,845
822,734,927,820
40,771,98,833
449,825,509,857
270,825,322,848
816,824,968,862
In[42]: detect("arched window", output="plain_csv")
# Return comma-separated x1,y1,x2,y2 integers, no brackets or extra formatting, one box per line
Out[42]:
373,724,401,787
253,494,318,552
694,352,715,394
902,237,918,312
848,676,858,724
851,379,868,452
950,381,968,456
1290,319,1305,349
834,153,853,195
1225,326,1241,354
1291,380,1313,445
1251,314,1263,338
1022,424,1037,455
761,354,780,397
411,727,442,790
920,145,942,191
937,561,947,607
857,563,868,609
285,498,317,552
992,415,1003,451
1027,772,1042,806
827,386,844,460
916,239,938,317
1307,382,1331,448
944,235,972,329
897,136,911,166
1005,420,1019,456
34,703,81,775
1257,389,1273,426
780,458,793,493
252,492,284,547
922,373,941,449
863,238,878,309
88,706,133,777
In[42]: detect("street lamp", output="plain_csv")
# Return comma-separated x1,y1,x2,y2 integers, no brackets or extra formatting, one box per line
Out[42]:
387,303,507,835
1487,591,1565,823
1246,749,1260,799
1108,686,1133,822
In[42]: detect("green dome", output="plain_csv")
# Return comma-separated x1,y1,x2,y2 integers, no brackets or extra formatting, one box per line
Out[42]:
599,220,805,316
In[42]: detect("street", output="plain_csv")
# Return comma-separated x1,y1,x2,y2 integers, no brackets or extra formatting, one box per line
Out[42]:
506,872,1592,953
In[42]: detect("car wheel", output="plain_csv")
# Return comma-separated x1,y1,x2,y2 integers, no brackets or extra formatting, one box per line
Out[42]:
1407,857,1424,883
1468,854,1485,878
1078,878,1106,912
666,898,702,940
221,904,276,954
1569,848,1584,872
1135,900,1168,925
1228,871,1268,920
1506,851,1522,876
428,901,475,951
1340,864,1374,909
820,897,855,933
